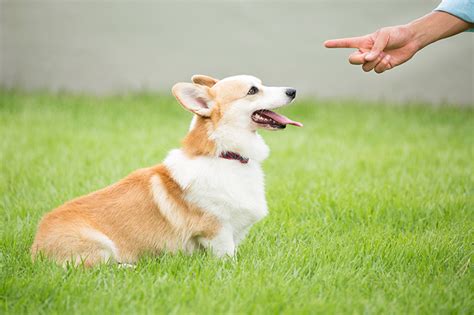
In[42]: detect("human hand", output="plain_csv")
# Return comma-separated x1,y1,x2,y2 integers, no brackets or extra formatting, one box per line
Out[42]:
323,12,473,74
324,25,420,73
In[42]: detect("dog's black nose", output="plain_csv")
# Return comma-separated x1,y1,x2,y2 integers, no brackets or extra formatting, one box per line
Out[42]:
286,88,296,99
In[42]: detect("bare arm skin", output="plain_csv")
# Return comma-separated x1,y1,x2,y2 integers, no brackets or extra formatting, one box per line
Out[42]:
324,12,473,73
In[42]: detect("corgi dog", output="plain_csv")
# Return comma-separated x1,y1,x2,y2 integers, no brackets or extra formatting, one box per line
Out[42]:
31,74,302,267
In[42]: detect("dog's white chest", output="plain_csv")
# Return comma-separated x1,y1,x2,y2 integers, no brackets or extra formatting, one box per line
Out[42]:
164,150,268,235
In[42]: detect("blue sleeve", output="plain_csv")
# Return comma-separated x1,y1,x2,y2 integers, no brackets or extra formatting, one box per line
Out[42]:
435,0,474,31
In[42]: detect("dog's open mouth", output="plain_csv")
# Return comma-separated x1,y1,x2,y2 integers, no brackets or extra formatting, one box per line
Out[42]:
251,109,303,130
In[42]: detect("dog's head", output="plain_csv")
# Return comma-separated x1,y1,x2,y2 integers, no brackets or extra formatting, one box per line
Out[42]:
173,74,302,131
172,74,302,160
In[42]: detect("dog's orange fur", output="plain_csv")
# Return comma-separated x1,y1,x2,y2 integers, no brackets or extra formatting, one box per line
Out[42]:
212,80,249,105
31,164,220,267
182,117,217,157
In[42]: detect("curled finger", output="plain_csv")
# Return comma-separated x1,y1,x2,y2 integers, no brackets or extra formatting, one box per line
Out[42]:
349,51,367,65
374,55,392,74
365,28,390,61
362,52,385,72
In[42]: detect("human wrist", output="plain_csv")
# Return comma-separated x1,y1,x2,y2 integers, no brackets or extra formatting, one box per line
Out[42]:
406,17,432,50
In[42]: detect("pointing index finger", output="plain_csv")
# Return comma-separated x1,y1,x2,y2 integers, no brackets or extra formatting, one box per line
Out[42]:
324,36,367,49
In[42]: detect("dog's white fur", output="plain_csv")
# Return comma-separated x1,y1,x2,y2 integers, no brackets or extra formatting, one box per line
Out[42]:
164,149,268,256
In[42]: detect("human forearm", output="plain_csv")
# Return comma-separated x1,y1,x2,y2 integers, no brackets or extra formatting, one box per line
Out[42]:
408,11,473,50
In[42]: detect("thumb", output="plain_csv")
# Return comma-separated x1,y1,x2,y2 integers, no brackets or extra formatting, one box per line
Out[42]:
365,29,390,61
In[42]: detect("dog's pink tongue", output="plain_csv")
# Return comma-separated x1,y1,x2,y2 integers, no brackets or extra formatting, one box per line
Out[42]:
264,110,303,127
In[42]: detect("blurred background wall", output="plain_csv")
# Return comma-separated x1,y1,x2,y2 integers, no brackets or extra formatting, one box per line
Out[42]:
1,0,473,105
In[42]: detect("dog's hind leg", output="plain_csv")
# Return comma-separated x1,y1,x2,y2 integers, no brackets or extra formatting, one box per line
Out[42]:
32,223,119,268
73,228,119,267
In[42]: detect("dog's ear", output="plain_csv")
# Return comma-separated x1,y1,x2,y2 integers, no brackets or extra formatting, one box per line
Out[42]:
191,75,219,88
172,83,214,117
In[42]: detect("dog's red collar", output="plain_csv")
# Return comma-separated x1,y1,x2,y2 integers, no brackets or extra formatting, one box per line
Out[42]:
219,151,249,164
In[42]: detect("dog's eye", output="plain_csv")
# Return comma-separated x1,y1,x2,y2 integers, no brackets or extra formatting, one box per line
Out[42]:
247,86,259,95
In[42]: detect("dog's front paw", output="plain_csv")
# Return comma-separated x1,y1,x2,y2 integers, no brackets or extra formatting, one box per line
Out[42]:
199,226,235,258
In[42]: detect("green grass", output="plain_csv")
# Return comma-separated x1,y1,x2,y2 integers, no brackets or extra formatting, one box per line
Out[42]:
0,90,472,314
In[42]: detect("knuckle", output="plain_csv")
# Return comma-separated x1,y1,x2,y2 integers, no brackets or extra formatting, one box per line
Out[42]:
379,27,389,35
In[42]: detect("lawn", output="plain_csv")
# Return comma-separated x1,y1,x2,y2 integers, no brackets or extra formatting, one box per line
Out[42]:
0,90,472,314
